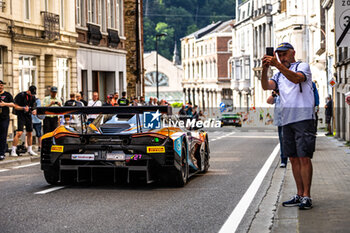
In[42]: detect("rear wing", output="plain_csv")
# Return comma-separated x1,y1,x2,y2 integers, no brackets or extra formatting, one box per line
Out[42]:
36,106,172,115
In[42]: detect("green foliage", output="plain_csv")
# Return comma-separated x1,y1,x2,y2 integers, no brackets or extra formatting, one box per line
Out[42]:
171,102,184,108
143,0,236,60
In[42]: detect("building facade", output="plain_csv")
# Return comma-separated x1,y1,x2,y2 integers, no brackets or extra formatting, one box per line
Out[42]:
181,20,234,114
0,0,77,135
325,0,350,141
143,48,183,103
75,0,127,102
229,0,254,111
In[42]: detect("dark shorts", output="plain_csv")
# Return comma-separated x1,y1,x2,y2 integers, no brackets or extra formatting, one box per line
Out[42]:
17,114,33,132
282,120,316,159
326,115,332,124
33,123,42,137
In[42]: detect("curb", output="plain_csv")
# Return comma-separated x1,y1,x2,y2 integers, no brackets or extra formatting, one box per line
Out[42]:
0,156,40,169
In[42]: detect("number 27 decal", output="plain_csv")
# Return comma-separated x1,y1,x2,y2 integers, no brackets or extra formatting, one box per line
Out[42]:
130,154,142,160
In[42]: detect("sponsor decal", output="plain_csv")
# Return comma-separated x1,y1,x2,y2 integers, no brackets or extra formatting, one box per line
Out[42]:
174,138,182,156
71,154,95,161
164,118,221,128
106,151,125,161
51,145,64,153
144,110,161,129
147,146,165,153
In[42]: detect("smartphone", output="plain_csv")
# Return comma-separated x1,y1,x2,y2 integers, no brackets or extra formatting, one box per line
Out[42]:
266,47,274,56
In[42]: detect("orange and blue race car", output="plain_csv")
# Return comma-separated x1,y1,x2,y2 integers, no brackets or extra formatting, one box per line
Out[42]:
36,106,210,187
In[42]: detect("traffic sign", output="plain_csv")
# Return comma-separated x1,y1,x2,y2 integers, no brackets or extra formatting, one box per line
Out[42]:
336,0,350,47
329,78,337,88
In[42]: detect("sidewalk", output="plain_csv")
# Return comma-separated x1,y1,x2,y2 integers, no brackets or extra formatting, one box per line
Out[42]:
272,134,350,233
0,151,40,169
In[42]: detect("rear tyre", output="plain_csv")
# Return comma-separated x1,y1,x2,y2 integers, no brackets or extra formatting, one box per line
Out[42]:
43,164,59,185
175,143,188,187
200,142,210,173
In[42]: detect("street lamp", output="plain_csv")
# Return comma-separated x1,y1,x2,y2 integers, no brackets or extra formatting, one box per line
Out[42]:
155,33,167,99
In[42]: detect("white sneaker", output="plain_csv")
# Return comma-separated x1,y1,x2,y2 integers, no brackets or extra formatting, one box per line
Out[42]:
28,150,38,156
11,150,18,157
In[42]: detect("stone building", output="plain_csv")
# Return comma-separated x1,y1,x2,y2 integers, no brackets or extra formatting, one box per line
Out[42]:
0,0,77,133
143,47,183,103
75,0,127,102
229,0,254,111
124,0,144,98
181,20,234,114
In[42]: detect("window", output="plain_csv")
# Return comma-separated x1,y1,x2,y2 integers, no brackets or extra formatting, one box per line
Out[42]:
98,0,106,31
88,0,96,23
60,0,64,28
107,0,115,28
76,0,81,25
0,47,3,81
235,60,241,80
24,0,30,20
45,0,49,11
117,0,123,34
145,72,169,87
280,0,286,13
19,56,36,92
244,58,250,80
57,58,70,102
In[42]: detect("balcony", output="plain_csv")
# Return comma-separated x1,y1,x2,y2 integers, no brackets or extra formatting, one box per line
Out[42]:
232,80,240,91
107,28,120,48
239,79,250,92
87,23,102,45
41,11,60,40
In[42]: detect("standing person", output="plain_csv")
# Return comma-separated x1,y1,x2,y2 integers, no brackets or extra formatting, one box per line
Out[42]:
79,91,88,106
87,92,102,123
32,97,44,152
185,102,193,118
139,96,146,106
325,95,333,136
178,104,186,121
76,92,85,106
267,90,288,168
261,42,316,210
43,86,62,134
153,97,158,106
64,93,82,107
12,86,38,156
0,80,16,160
103,94,113,106
118,91,130,106
111,92,119,106
312,81,320,133
148,97,154,106
132,97,139,106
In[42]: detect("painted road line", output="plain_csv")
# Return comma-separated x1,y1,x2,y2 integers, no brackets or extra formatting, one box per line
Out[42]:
227,136,278,139
34,186,66,195
12,162,40,169
219,144,280,233
0,169,10,173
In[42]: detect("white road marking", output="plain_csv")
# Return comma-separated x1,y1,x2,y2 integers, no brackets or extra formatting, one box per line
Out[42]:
12,162,40,169
0,169,10,173
219,144,280,233
227,136,278,139
34,186,65,195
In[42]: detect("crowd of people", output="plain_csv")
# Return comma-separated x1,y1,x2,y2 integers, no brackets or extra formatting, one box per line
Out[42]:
0,81,174,160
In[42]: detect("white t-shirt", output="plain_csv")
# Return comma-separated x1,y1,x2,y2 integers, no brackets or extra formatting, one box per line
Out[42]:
271,62,315,126
88,100,102,119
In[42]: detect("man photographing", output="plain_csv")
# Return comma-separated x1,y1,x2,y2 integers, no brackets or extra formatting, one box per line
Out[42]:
261,43,316,210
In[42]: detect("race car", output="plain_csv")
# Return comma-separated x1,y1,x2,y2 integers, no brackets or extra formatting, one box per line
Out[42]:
220,113,242,127
36,106,210,187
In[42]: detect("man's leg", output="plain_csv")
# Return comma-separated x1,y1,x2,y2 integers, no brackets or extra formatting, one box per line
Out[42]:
289,157,304,196
27,132,33,146
299,157,313,197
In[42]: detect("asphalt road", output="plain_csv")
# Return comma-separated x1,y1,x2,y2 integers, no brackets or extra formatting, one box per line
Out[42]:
0,127,280,233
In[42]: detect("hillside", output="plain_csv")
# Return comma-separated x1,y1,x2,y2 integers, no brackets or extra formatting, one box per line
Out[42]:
143,0,236,60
